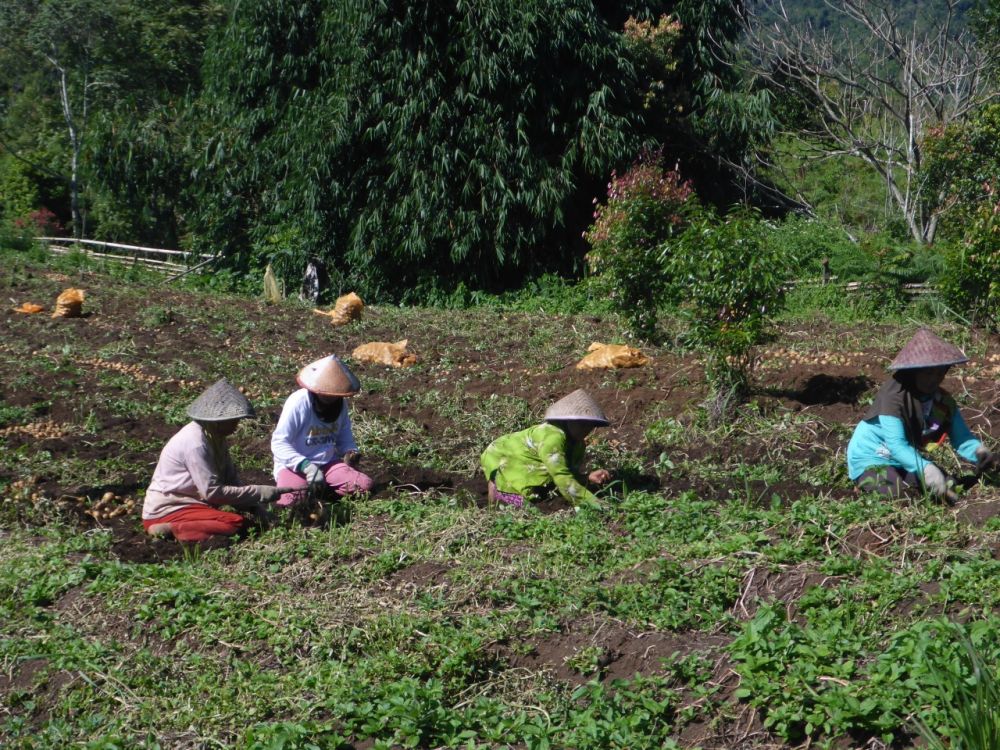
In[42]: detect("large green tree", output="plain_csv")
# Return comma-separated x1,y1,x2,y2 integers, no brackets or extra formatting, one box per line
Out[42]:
0,0,220,242
196,0,765,299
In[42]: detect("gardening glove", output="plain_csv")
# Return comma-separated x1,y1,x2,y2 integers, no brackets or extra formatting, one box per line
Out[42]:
343,450,361,468
299,460,326,487
254,485,292,504
976,446,999,473
922,463,950,498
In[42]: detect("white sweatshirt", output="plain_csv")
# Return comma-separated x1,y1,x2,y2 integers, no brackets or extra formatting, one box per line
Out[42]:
271,388,359,479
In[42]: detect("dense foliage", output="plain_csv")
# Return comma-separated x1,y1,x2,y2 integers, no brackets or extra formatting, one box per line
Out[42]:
923,103,1000,241
938,199,1000,329
924,103,1000,328
666,210,792,414
190,0,766,300
0,0,219,242
195,0,645,297
0,0,998,319
584,153,697,338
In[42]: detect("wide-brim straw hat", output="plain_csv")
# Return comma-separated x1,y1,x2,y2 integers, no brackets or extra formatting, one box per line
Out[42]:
888,328,969,370
187,378,255,421
543,389,609,426
296,354,361,397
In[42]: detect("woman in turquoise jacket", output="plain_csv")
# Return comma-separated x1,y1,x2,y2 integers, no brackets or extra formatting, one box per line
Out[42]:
847,329,996,501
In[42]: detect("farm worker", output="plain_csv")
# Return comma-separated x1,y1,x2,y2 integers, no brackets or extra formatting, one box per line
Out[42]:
480,389,612,511
142,379,288,542
271,354,373,506
847,329,997,501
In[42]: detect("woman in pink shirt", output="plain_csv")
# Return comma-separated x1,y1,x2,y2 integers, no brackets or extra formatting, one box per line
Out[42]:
142,379,288,542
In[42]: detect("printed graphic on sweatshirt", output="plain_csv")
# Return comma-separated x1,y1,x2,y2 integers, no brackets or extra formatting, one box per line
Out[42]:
305,425,339,447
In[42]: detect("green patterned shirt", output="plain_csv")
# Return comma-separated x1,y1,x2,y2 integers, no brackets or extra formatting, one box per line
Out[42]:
480,422,597,506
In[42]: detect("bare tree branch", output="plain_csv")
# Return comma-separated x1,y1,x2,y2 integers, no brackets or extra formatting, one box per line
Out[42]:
744,0,998,243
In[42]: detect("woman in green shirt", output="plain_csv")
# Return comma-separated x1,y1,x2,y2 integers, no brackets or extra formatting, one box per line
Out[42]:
481,389,611,511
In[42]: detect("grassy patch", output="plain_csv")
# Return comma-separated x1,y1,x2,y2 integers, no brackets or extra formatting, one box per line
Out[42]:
3,248,1000,748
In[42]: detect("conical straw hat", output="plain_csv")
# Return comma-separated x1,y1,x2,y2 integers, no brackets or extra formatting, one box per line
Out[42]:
888,328,968,370
296,354,361,396
543,389,609,425
186,378,255,421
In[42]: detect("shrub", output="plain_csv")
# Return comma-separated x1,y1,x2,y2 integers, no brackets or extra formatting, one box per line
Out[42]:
584,153,699,338
11,207,64,237
0,157,40,227
922,103,1000,242
850,239,912,318
770,214,862,279
937,191,1000,329
665,210,793,420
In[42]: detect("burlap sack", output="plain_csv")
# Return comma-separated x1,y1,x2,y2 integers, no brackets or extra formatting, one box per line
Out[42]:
352,339,418,368
314,292,364,326
13,302,44,314
52,288,85,318
575,342,649,370
263,264,283,304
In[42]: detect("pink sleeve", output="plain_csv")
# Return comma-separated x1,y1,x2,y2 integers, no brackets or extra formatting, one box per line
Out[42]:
186,440,259,507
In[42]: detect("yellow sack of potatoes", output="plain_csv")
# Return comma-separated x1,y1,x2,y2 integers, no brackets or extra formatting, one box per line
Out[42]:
314,291,364,326
13,302,44,314
52,288,85,318
352,339,418,368
576,342,649,370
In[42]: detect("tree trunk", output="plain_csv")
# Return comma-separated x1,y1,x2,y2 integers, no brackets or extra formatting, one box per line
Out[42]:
50,55,83,239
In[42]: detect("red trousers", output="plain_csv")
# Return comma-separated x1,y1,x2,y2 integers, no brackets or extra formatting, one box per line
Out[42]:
143,505,247,542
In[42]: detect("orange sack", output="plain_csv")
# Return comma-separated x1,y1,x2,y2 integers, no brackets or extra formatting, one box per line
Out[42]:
575,342,649,370
314,292,363,326
13,302,44,314
352,339,418,368
52,288,85,318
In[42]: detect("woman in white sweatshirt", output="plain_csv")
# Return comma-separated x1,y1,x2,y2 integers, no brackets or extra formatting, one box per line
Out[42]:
271,355,372,506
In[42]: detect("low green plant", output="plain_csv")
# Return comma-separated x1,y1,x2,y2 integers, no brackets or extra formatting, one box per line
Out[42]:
912,625,1000,750
140,305,174,327
770,214,860,280
0,402,33,428
565,645,605,675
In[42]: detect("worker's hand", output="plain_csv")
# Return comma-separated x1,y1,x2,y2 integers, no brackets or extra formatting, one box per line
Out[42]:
976,446,998,473
922,463,950,498
301,461,326,487
255,485,292,504
343,450,361,468
588,469,611,485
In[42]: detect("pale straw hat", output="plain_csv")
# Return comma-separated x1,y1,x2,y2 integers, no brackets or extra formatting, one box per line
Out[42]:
543,389,609,425
888,328,968,371
296,354,361,397
186,378,255,421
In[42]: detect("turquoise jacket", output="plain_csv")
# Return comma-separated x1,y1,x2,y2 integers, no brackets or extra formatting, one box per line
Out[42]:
847,401,980,480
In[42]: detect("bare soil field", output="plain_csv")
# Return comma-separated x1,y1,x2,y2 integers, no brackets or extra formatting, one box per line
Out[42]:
4,262,1000,748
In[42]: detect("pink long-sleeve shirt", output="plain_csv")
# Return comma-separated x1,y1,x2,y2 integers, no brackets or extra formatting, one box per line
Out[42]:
142,422,260,520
